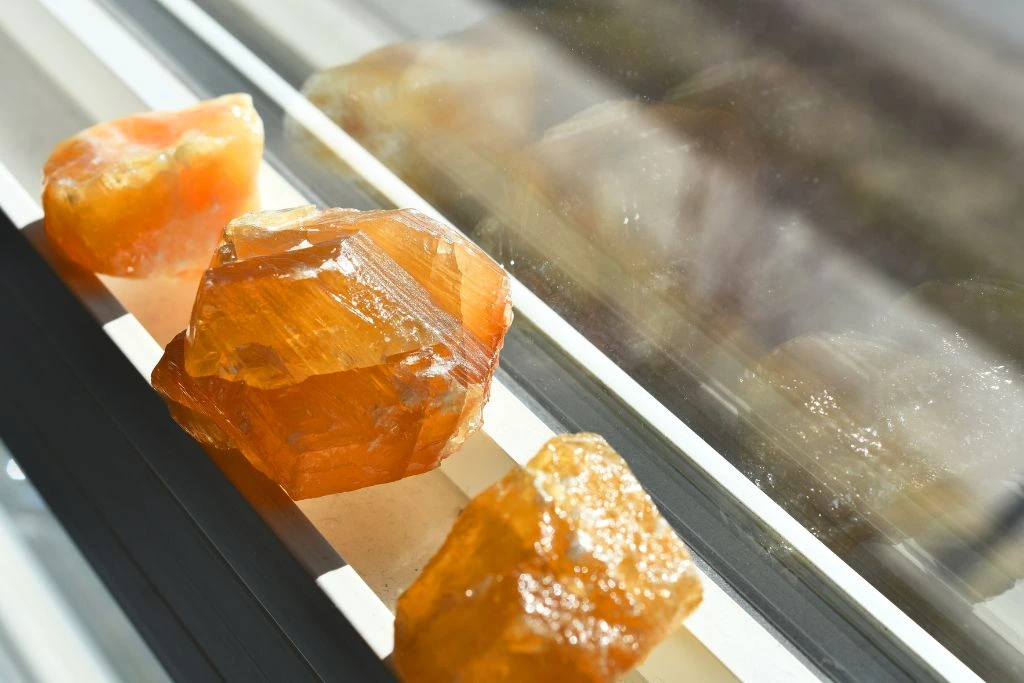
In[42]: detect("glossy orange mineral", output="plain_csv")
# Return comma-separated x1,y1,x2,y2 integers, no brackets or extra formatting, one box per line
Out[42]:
152,206,512,499
394,433,702,683
42,94,263,276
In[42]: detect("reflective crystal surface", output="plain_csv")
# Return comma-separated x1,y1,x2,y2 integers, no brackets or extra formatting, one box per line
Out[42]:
152,206,512,499
393,433,702,682
42,94,263,277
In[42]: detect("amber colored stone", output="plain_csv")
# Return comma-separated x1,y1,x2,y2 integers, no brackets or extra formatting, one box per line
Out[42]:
42,94,263,277
393,433,702,683
152,206,511,499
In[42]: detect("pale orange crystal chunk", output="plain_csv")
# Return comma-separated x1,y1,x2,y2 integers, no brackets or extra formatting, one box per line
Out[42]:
152,206,512,499
42,94,263,276
394,433,702,683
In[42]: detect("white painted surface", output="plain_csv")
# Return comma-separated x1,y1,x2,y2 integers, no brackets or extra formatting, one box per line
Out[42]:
0,161,42,228
101,314,165,378
317,565,396,659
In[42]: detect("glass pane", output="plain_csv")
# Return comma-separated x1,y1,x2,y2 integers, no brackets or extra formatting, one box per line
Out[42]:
185,0,1024,676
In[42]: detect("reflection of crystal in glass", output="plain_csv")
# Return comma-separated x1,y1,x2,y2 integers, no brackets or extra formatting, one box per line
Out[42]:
152,206,512,499
737,279,1024,550
477,101,762,361
394,433,702,683
294,42,534,222
479,98,876,370
42,94,263,277
300,42,533,166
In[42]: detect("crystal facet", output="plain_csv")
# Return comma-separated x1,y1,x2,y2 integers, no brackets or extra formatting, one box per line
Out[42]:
152,206,512,499
42,94,263,277
393,433,702,682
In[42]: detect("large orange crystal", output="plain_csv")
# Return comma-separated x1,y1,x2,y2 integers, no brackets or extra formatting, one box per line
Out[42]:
393,433,702,682
152,206,511,499
42,94,263,277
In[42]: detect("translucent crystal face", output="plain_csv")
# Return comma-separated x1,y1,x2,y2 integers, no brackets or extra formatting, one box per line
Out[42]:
393,433,702,683
186,205,510,387
42,94,263,277
152,206,511,499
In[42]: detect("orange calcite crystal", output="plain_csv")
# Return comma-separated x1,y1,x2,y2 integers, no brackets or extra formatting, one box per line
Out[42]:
152,206,512,499
394,433,702,683
42,94,263,277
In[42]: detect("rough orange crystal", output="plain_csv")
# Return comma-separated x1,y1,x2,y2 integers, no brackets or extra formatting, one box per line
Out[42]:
151,206,512,499
42,94,263,276
393,433,702,682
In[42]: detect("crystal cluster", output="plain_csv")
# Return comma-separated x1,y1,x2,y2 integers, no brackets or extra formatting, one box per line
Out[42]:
152,206,512,499
42,94,263,277
393,433,702,682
